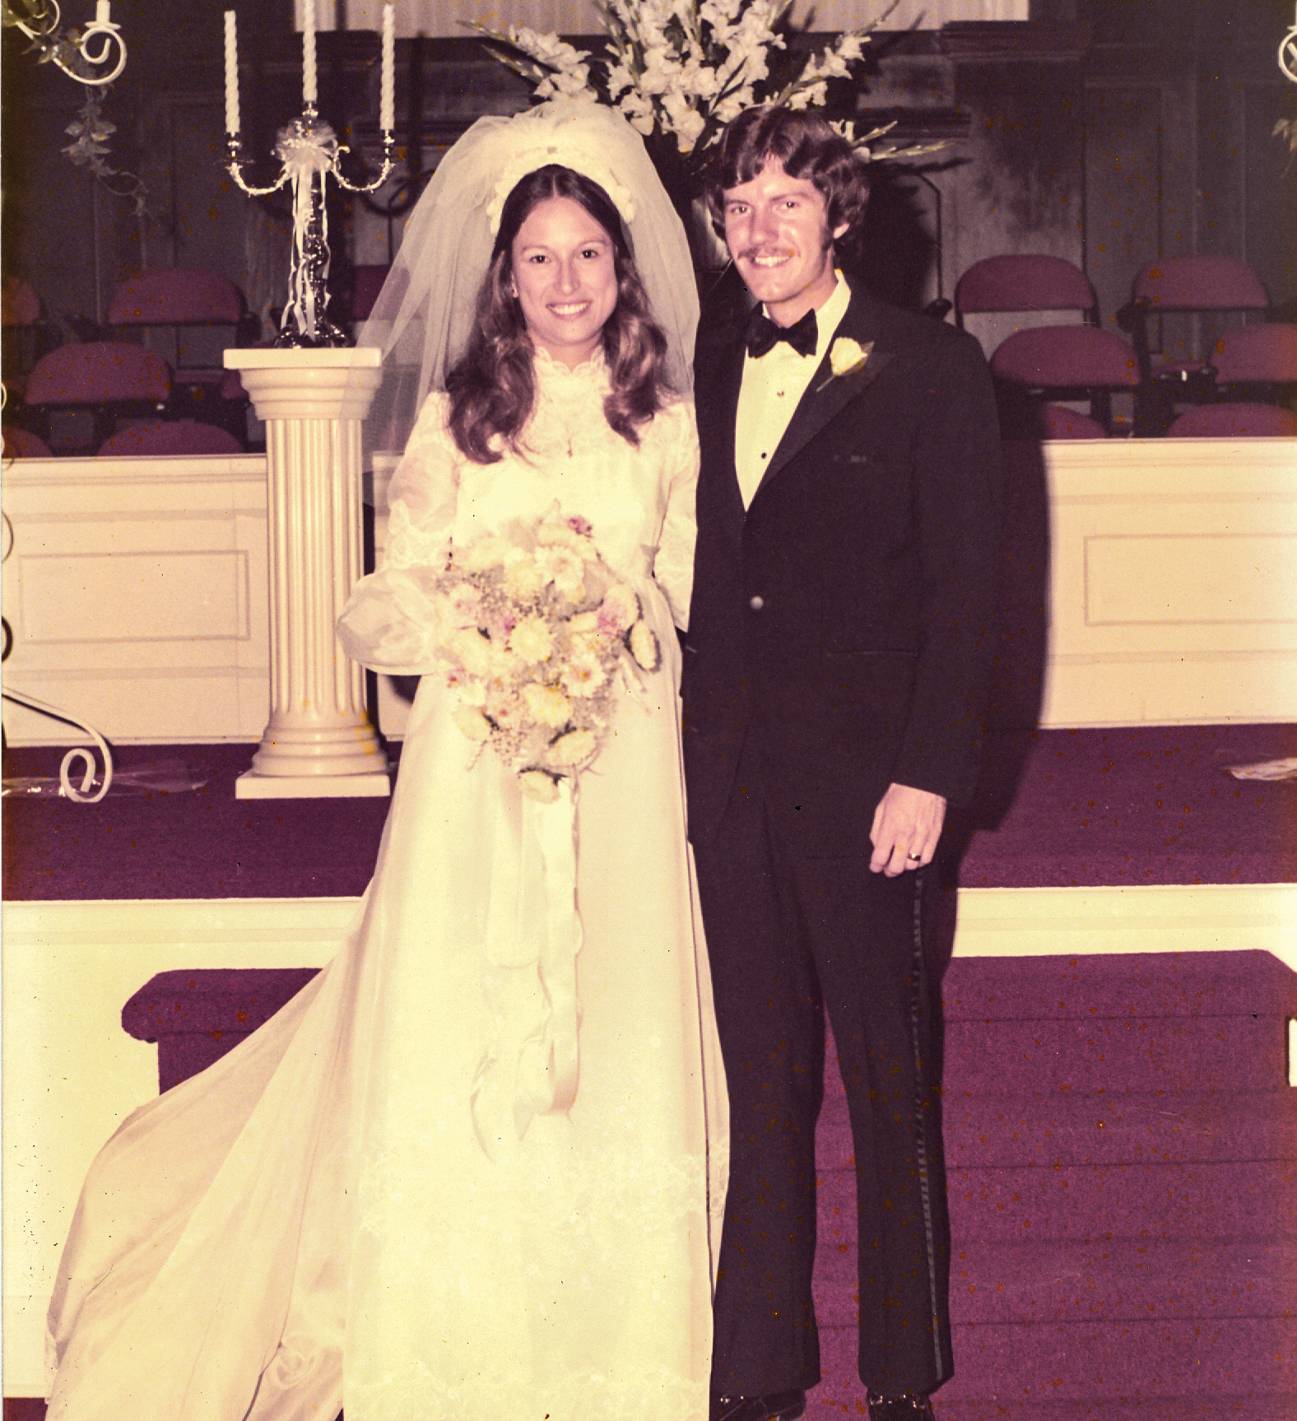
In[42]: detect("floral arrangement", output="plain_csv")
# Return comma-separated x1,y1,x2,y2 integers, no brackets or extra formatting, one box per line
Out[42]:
470,1,942,176
432,505,660,803
3,3,149,212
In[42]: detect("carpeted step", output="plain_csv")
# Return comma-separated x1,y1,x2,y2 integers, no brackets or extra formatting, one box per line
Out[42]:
811,1315,1296,1402
812,1236,1296,1325
812,1160,1297,1245
815,1089,1297,1169
939,951,1297,1021
122,967,320,1092
807,1396,1297,1421
822,1014,1287,1096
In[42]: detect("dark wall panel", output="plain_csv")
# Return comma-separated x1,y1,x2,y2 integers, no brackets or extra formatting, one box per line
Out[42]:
1084,81,1166,326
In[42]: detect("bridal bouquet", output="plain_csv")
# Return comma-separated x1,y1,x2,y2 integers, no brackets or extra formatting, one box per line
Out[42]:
432,506,660,803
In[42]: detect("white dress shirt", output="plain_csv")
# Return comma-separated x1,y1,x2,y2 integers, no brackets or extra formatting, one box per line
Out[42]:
734,272,851,510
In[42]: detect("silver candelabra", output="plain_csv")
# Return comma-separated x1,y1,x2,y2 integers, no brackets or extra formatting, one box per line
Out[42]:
223,3,395,347
225,113,394,348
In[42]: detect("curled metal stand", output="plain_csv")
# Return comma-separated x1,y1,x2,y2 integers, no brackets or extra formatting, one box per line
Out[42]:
1,511,114,803
7,0,127,86
1280,7,1297,82
1,687,115,803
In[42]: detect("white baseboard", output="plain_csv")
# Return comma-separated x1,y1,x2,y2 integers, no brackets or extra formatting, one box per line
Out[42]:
953,882,1297,971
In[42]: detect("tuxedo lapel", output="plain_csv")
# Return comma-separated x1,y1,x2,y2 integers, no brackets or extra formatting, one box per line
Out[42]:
754,289,894,501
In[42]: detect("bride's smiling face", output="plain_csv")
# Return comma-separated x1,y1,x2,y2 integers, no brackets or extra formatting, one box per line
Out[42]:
510,196,619,368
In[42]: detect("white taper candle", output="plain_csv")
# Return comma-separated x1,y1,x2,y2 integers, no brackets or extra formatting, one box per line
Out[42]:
96,1,111,24
223,10,240,135
380,4,395,133
302,0,318,107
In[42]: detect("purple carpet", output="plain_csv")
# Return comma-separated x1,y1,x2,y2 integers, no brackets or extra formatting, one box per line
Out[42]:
4,723,1295,901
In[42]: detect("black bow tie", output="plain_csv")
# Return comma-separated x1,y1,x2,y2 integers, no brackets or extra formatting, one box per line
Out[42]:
745,306,818,360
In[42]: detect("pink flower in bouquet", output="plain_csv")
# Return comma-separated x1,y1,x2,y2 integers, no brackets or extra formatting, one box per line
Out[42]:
597,583,640,637
445,581,482,621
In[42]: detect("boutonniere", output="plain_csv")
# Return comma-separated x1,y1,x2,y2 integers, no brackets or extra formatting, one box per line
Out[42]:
815,337,874,393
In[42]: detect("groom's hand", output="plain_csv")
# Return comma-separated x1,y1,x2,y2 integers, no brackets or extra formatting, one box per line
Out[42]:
869,783,947,876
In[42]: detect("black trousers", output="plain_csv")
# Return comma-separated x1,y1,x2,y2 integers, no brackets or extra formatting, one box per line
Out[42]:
693,738,954,1397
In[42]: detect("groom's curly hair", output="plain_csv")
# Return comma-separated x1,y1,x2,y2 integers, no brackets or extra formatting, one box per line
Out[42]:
446,165,672,465
703,106,870,253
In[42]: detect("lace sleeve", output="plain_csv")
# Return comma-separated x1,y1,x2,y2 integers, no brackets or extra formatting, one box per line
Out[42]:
336,393,459,674
652,400,700,632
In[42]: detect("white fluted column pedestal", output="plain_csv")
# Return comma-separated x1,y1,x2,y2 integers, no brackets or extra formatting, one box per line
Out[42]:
225,347,390,799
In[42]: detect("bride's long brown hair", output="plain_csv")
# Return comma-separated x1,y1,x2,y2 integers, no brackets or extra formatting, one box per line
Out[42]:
446,165,673,465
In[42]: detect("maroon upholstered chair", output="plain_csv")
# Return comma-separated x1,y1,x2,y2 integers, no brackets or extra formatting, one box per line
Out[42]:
990,325,1139,437
97,419,245,456
954,255,1134,435
1165,402,1297,438
23,342,173,451
2,275,47,402
107,268,244,327
955,254,1099,328
1208,322,1297,388
107,268,252,432
1118,255,1272,433
25,341,171,405
1036,404,1108,439
2,425,53,458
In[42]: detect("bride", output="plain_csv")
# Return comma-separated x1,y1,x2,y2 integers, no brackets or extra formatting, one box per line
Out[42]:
45,100,726,1421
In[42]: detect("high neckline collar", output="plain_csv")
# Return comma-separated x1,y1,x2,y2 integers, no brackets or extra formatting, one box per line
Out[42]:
533,344,608,385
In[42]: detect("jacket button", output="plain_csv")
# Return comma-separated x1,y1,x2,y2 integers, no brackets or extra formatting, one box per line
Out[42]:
748,595,765,611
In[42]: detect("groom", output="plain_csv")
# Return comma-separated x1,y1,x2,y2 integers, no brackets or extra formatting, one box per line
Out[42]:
683,107,1002,1421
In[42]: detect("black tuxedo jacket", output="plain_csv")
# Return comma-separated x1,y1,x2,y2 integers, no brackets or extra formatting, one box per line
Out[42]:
681,280,1003,857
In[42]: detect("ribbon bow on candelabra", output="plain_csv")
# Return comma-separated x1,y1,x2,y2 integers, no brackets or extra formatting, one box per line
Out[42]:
223,3,395,347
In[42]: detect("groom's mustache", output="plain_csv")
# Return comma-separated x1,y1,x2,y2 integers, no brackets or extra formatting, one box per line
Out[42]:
737,245,793,262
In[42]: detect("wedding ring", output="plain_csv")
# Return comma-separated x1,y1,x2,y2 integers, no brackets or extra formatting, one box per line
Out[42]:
906,852,922,862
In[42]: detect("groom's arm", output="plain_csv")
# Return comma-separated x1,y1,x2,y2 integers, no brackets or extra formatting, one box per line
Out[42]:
870,330,1003,874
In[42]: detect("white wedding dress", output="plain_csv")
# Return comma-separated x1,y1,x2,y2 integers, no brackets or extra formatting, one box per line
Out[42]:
45,352,727,1421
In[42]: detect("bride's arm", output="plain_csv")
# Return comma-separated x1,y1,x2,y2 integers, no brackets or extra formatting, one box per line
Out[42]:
336,392,460,675
652,401,700,633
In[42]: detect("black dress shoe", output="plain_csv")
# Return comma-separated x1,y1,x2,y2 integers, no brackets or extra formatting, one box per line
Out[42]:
710,1390,807,1421
867,1393,935,1421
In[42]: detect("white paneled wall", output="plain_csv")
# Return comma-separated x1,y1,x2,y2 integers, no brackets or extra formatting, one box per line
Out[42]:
1038,439,1297,726
2,455,270,745
4,439,1297,748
